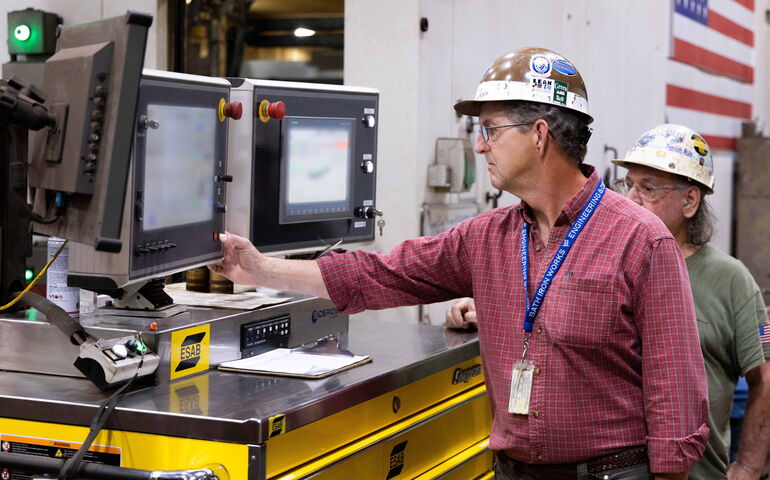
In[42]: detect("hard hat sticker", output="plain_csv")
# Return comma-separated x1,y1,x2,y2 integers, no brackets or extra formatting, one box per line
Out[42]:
530,78,555,103
530,55,552,77
530,78,554,91
691,134,709,156
553,59,577,76
553,81,568,106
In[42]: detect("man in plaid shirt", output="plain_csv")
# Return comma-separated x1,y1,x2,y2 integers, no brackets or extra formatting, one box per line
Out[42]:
211,48,709,479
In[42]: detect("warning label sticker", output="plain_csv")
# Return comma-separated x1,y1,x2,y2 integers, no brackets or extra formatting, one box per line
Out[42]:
0,434,121,480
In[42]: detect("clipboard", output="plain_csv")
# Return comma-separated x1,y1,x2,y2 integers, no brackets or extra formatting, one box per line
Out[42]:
218,348,372,379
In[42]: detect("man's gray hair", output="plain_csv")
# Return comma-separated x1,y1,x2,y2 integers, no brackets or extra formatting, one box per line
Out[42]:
688,185,715,246
503,101,592,163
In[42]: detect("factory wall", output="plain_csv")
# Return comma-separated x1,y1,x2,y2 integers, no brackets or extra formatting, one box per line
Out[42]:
346,0,770,323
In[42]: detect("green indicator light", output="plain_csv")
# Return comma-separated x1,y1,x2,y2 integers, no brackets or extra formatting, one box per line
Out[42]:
14,24,31,42
24,269,34,281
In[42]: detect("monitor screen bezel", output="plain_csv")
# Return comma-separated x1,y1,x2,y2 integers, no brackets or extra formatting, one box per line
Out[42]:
128,76,227,279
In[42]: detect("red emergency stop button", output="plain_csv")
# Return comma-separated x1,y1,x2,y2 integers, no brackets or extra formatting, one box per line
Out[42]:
258,99,286,123
225,101,242,120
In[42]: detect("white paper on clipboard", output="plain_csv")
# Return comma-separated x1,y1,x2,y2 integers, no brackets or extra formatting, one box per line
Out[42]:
218,349,372,378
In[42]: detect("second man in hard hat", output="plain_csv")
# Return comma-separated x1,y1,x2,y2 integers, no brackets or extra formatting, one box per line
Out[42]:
613,124,770,480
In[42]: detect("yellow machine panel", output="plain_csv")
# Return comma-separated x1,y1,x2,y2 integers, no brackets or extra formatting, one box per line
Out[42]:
271,385,490,479
265,357,485,476
412,439,494,480
0,418,248,478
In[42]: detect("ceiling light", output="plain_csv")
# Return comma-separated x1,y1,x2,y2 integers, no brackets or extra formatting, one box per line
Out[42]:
294,27,316,37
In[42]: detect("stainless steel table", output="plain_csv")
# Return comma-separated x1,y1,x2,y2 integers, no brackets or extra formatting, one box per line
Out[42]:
0,319,492,480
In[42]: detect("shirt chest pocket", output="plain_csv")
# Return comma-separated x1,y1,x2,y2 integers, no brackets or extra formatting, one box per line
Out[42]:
546,277,615,348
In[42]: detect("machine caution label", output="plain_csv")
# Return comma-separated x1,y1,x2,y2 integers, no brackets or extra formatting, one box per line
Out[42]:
1,433,120,479
170,324,211,380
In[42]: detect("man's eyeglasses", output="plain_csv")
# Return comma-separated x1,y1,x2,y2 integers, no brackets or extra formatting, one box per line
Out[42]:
480,122,533,143
612,177,686,201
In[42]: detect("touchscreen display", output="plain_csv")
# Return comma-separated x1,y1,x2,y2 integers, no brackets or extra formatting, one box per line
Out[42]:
143,104,216,231
280,117,354,223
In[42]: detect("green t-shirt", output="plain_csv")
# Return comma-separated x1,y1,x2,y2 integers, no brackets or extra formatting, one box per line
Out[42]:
686,244,770,480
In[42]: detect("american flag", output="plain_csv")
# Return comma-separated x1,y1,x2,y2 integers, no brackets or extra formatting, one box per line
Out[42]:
667,0,754,151
760,325,770,345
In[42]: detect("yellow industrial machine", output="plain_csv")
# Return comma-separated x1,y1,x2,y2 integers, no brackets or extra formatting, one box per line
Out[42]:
0,318,492,479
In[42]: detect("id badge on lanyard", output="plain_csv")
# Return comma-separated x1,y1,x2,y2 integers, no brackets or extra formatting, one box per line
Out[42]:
508,344,535,414
508,180,605,415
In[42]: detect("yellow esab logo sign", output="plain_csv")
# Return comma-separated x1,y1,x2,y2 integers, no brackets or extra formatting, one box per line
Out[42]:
181,342,202,362
170,325,210,380
268,414,286,438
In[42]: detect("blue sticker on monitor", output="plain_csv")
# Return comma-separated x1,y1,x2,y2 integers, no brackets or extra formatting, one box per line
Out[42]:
552,59,576,76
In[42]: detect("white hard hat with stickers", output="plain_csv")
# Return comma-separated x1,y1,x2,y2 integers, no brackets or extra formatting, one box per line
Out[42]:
612,123,715,194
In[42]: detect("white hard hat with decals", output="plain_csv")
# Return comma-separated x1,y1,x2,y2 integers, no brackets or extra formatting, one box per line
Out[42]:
612,123,714,194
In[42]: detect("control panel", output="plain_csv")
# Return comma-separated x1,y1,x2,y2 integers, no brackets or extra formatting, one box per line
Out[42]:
226,78,380,255
74,334,160,391
241,315,291,357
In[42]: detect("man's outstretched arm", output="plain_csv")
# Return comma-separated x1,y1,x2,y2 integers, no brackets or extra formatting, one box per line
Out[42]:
208,233,329,299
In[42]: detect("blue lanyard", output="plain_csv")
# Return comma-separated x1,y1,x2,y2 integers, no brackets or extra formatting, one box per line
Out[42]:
521,180,606,333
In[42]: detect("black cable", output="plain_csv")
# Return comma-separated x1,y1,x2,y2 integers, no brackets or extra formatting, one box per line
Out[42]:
58,356,144,480
0,452,153,479
17,291,90,345
24,200,59,224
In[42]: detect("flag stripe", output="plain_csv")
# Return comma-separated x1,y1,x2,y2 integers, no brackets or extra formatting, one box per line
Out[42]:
708,10,754,46
672,38,753,83
666,106,745,136
667,61,752,103
731,0,755,12
672,13,753,69
712,0,754,27
666,84,752,118
701,135,736,151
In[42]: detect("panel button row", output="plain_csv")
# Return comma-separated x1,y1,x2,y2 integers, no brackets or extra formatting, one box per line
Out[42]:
85,84,108,175
135,241,177,255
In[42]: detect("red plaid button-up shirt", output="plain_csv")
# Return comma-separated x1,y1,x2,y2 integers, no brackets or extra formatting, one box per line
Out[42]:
318,168,709,473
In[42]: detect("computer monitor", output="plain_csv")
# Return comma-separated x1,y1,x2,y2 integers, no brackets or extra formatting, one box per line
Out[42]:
66,70,239,310
27,12,151,253
227,79,379,255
